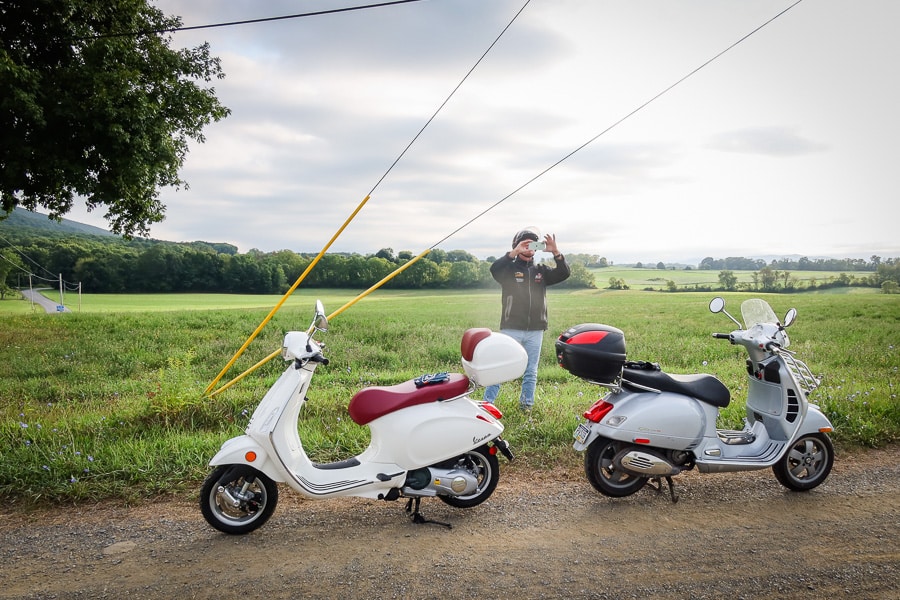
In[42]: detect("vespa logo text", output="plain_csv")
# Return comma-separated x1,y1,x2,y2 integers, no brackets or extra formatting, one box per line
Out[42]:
473,433,491,445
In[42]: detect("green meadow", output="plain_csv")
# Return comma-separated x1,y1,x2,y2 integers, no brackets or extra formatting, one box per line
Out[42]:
591,267,874,291
1,289,897,504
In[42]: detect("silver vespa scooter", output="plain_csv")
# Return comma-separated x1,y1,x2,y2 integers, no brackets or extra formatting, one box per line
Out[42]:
559,297,835,502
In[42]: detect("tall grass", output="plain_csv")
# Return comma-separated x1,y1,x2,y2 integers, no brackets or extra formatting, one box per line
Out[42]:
1,290,897,504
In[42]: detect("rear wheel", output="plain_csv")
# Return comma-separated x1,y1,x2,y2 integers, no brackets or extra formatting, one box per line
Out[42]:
438,445,500,508
773,433,834,491
584,437,648,497
200,464,278,534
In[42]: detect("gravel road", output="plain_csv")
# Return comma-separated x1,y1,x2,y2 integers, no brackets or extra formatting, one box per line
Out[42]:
2,445,898,600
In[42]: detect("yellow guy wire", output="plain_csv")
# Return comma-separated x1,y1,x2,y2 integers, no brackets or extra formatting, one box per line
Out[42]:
203,195,372,395
207,348,281,398
326,248,430,321
206,248,431,398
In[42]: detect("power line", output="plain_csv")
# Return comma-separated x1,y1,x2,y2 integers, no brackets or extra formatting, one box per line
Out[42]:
368,0,533,197
91,0,431,39
0,233,79,286
432,0,806,249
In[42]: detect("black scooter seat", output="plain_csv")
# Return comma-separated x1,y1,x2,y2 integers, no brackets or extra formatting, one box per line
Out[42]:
622,366,730,408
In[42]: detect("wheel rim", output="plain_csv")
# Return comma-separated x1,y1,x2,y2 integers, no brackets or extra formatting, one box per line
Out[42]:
785,437,829,483
209,476,269,525
596,442,641,489
454,451,493,501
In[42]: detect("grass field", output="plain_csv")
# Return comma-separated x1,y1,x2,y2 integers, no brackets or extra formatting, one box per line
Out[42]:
590,267,878,291
1,288,897,504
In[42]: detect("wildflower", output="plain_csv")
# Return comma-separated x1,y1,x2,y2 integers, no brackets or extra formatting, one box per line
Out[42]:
87,455,94,462
69,476,77,483
42,465,50,471
19,422,28,429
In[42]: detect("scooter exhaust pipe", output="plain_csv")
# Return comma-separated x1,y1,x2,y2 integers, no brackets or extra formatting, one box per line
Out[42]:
614,448,680,477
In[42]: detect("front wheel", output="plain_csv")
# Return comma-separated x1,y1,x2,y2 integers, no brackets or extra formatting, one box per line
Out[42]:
584,437,648,498
438,445,500,508
200,464,278,534
773,433,834,491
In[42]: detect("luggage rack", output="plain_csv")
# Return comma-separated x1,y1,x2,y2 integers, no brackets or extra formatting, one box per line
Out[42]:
777,349,820,396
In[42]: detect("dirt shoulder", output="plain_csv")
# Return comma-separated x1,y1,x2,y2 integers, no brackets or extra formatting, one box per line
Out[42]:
2,445,898,600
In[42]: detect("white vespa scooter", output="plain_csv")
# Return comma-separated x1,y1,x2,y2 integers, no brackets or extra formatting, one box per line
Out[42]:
200,301,527,533
558,297,835,502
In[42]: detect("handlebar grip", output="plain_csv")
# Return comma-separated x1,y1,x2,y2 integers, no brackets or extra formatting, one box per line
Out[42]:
712,333,730,339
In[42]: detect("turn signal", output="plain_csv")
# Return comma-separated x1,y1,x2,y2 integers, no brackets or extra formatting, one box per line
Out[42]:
245,451,257,462
819,427,833,433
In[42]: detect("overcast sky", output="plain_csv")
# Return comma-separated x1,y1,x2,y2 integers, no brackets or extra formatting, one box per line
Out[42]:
67,0,900,264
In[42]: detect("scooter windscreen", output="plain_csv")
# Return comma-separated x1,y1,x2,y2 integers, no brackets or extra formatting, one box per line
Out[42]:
740,299,778,329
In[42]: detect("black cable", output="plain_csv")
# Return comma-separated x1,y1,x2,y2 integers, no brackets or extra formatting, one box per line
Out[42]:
431,0,805,249
367,0,533,197
0,234,59,278
91,0,431,39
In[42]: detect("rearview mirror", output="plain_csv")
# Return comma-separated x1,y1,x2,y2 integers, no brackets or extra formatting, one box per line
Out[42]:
313,300,328,332
709,297,725,314
783,307,797,328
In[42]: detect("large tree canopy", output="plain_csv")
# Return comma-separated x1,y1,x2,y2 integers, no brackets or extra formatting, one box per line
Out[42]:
0,0,230,236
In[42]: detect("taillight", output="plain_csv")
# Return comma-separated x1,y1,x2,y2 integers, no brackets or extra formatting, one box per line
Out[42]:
583,399,614,422
480,402,504,420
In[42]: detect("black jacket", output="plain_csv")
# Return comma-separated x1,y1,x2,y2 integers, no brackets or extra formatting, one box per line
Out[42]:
490,254,570,331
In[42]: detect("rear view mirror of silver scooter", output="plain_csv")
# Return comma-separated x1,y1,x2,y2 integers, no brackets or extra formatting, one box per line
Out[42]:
708,296,741,328
782,307,797,328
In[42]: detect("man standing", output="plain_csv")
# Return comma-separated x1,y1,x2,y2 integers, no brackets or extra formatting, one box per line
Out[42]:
483,227,570,411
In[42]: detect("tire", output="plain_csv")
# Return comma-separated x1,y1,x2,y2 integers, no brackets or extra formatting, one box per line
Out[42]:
200,464,279,534
584,437,648,498
772,433,834,491
438,445,500,509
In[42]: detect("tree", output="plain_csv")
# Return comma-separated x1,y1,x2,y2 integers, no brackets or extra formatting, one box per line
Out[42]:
718,270,738,291
0,0,230,236
0,247,24,298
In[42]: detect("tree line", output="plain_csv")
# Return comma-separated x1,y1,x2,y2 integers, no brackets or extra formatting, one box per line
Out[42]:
2,221,898,296
0,232,597,295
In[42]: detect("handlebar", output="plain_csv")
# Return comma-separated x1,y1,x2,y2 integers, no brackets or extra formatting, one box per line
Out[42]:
712,333,731,340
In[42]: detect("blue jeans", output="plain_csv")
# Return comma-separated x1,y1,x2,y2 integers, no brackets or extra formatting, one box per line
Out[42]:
482,329,543,409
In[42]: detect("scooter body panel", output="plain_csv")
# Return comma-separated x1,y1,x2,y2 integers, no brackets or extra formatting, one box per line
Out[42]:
589,390,708,451
366,397,503,468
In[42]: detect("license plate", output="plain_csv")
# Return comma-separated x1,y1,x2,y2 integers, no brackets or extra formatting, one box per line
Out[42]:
574,422,591,444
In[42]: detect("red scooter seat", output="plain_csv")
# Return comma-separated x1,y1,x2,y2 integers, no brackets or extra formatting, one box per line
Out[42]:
348,372,471,425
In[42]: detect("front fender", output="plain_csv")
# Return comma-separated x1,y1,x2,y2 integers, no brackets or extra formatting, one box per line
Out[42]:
209,435,283,482
795,404,835,437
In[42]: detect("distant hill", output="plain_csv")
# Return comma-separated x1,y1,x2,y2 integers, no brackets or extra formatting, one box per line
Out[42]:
1,207,115,238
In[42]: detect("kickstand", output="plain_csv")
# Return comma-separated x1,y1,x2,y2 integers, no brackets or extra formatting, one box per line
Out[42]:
648,476,679,504
405,497,452,529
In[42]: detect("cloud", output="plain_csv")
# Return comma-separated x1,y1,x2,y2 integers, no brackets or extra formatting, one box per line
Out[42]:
707,127,829,157
58,0,900,264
